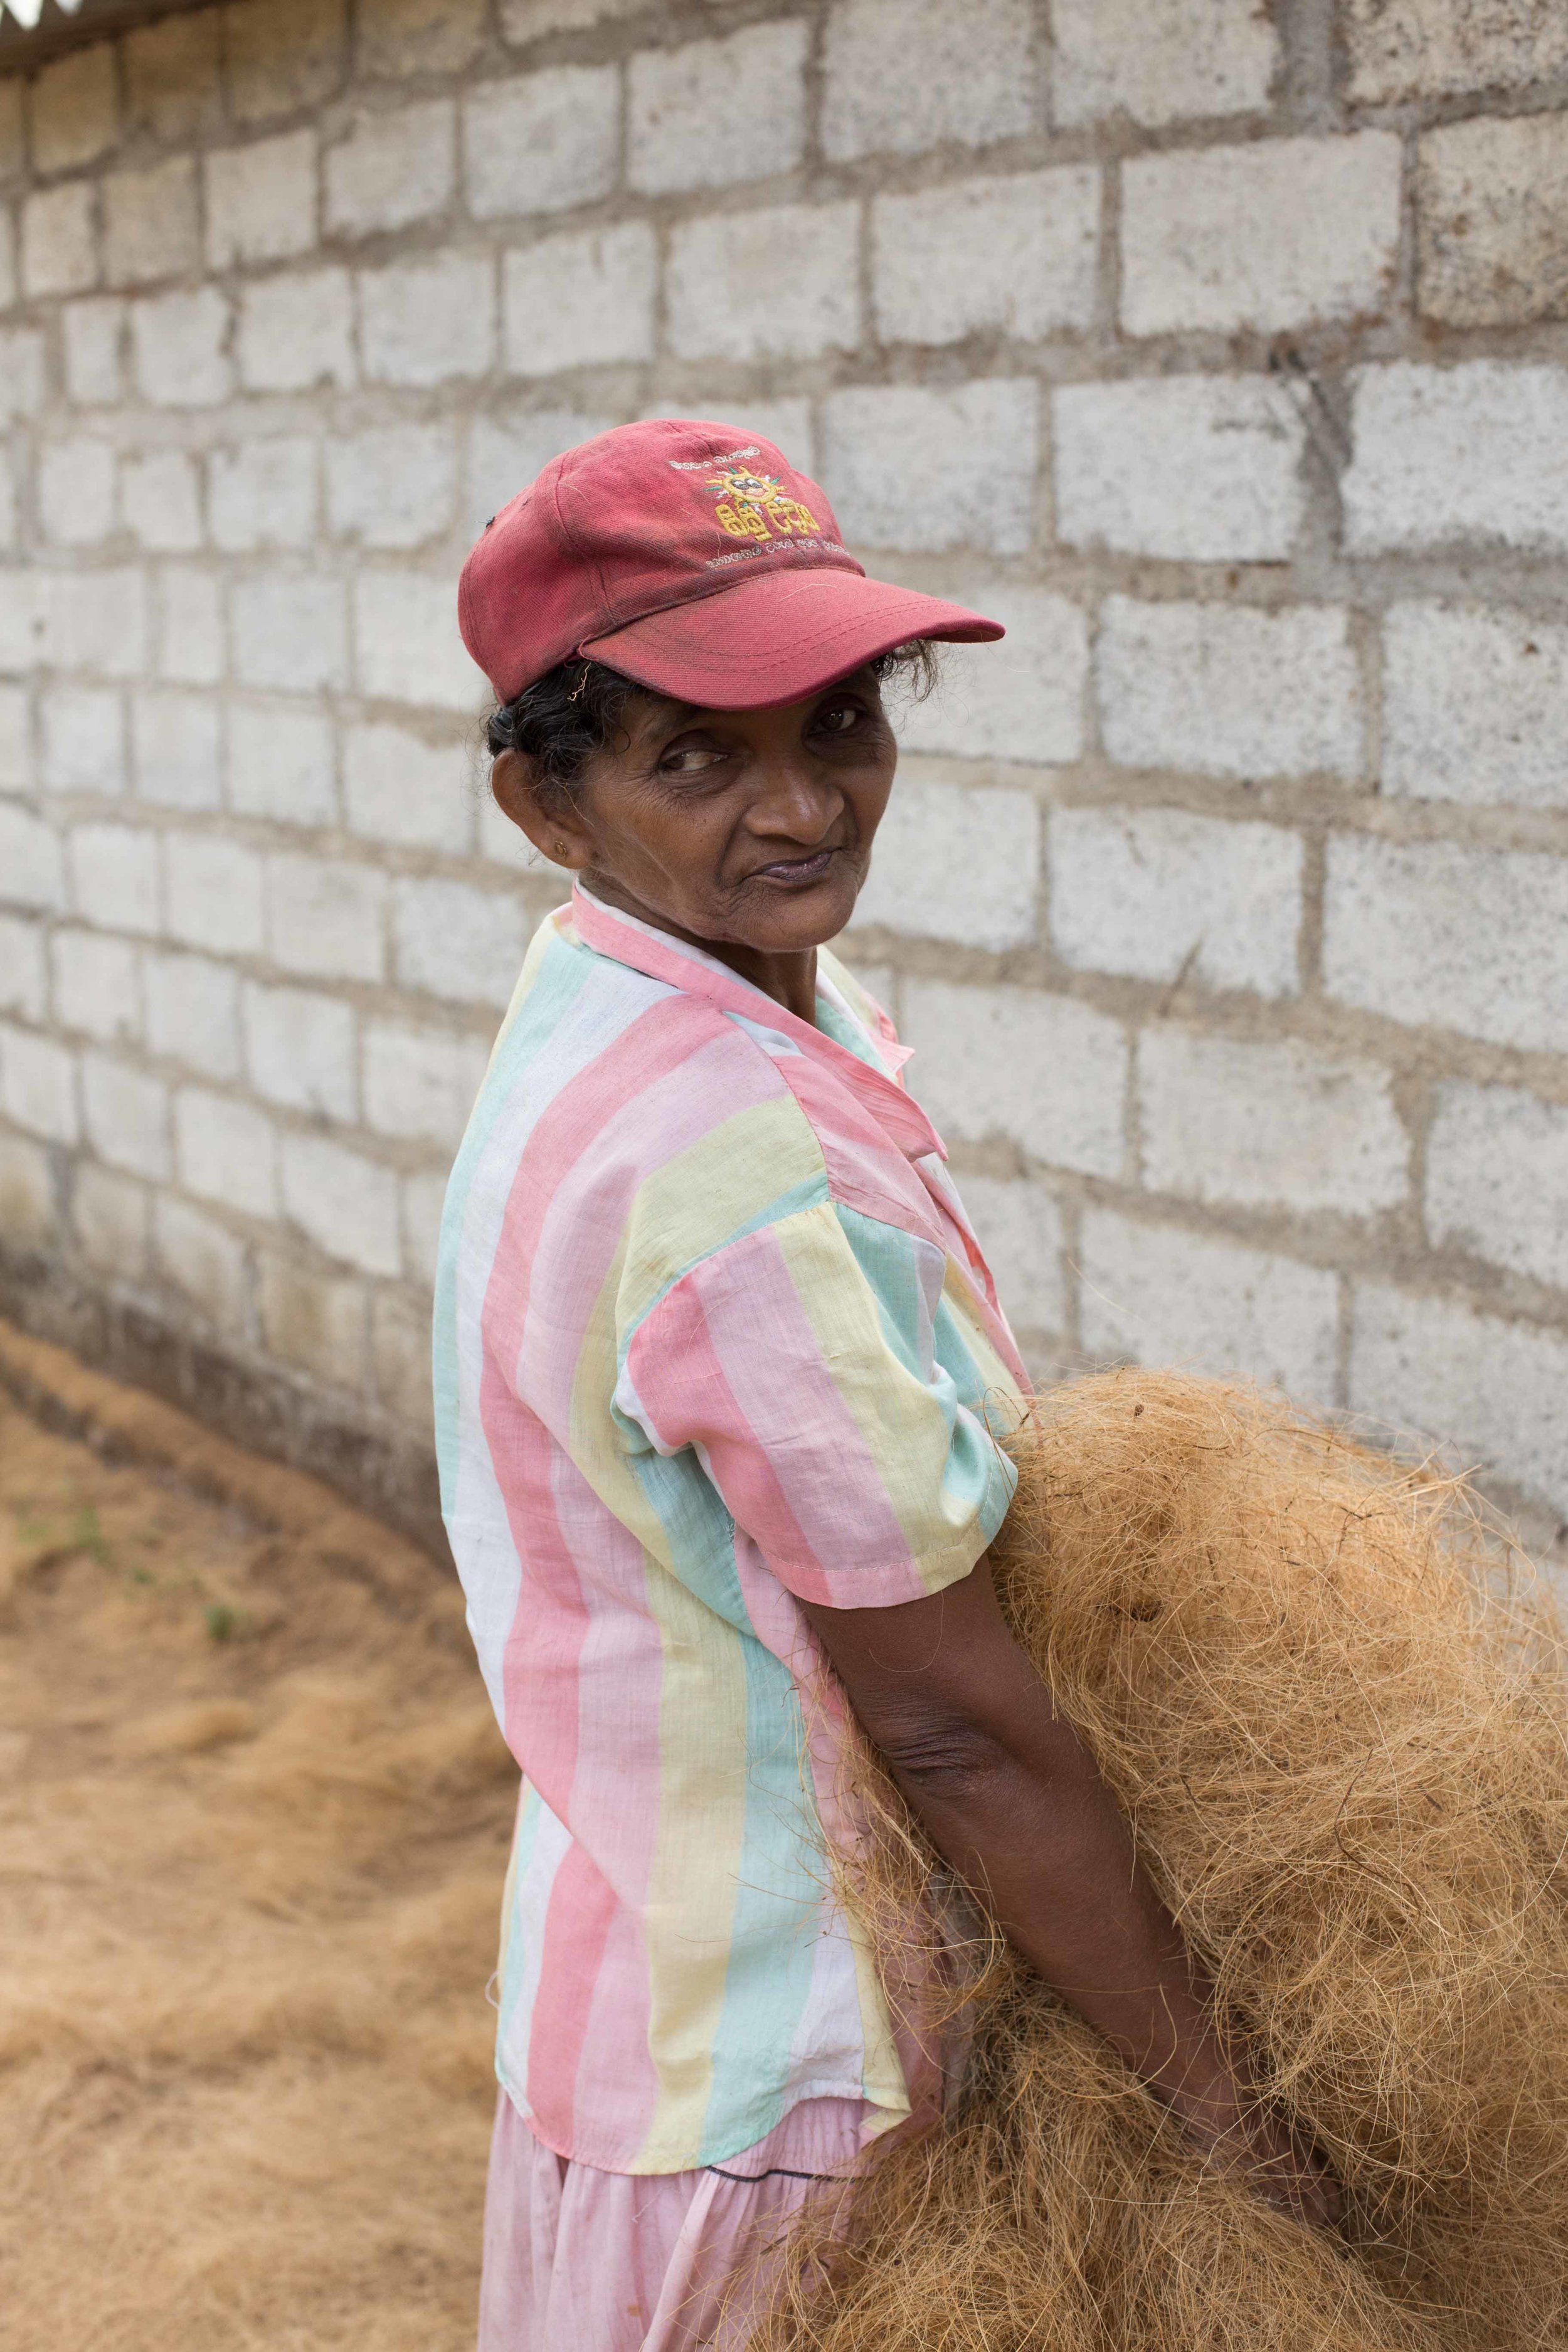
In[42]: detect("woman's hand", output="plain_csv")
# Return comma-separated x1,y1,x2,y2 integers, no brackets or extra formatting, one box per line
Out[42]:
1164,2067,1344,2228
800,1558,1344,2235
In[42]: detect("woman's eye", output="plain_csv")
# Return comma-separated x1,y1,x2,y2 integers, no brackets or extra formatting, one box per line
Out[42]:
817,704,860,734
659,745,724,776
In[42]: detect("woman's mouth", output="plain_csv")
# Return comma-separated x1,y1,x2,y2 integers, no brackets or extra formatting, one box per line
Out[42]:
755,847,837,886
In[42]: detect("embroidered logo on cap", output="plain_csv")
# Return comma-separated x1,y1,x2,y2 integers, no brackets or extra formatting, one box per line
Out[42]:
670,445,824,547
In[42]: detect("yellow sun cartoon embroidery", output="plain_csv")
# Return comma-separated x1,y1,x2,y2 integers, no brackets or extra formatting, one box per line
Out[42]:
704,462,820,543
669,445,820,546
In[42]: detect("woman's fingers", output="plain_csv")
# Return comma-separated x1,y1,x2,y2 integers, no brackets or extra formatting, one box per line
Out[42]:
1295,2137,1345,2230
1188,2104,1344,2231
1257,2136,1344,2230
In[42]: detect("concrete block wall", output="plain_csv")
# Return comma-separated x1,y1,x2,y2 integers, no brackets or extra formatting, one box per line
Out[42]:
2,0,1568,1540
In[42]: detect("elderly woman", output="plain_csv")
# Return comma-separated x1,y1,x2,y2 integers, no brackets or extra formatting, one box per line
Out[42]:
437,420,1335,2352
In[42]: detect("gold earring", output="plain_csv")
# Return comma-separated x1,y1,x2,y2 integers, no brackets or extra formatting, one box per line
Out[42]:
554,840,569,858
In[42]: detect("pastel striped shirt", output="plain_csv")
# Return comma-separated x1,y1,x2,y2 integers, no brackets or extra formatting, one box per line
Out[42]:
434,885,1028,2175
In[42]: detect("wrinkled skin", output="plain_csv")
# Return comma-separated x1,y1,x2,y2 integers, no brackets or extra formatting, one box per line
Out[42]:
490,667,895,1024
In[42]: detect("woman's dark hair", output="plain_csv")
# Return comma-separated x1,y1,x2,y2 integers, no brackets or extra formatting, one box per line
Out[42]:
485,640,941,812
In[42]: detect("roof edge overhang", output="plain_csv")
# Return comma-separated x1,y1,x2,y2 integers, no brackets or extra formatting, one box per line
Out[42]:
0,0,214,72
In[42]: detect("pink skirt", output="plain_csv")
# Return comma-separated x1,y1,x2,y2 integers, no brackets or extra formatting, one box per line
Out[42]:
476,2092,870,2351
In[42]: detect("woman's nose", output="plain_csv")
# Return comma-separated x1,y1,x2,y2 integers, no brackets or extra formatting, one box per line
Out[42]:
748,756,842,841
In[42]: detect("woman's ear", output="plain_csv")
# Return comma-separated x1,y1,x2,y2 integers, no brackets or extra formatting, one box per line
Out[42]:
490,749,591,872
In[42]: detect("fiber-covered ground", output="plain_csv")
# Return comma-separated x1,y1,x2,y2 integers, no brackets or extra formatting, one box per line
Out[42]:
0,1384,513,2351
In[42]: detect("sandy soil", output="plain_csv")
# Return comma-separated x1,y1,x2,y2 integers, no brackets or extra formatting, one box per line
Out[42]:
0,1391,515,2351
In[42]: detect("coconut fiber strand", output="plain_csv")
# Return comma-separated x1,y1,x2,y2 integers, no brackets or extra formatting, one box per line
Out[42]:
751,1370,1568,2352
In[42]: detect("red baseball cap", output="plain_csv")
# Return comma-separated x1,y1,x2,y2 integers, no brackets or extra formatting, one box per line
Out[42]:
458,417,1004,710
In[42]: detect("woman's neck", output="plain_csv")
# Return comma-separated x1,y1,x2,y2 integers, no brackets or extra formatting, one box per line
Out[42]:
579,876,819,1025
713,943,819,1024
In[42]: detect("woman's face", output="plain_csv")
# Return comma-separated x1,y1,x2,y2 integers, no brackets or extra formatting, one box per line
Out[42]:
492,667,898,958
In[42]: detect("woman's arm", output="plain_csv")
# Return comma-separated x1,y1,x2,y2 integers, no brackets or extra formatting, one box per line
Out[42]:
800,1558,1341,2228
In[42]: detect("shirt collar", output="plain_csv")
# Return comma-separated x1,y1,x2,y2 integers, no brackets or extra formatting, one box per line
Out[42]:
566,885,945,1164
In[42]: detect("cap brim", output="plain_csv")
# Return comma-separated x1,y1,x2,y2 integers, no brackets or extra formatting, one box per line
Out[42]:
578,566,1003,710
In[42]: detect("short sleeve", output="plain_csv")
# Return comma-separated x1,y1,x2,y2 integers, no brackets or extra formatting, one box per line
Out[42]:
613,1196,1017,1611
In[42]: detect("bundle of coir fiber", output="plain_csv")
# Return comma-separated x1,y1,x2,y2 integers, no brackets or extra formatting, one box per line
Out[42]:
752,1370,1568,2352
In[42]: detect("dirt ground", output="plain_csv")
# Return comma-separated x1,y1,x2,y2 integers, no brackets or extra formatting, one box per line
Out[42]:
0,1387,516,2351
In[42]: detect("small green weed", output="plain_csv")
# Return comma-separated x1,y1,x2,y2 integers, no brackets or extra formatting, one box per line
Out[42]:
71,1507,110,1565
204,1602,253,1643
